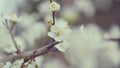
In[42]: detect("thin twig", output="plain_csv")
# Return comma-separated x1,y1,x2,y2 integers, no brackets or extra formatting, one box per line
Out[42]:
52,11,55,25
107,38,120,41
3,20,20,54
49,0,56,25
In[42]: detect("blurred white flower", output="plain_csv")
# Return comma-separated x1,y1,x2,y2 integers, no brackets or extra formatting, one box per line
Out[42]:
26,56,44,68
0,21,5,28
101,41,120,65
0,0,18,14
0,25,16,53
103,25,120,39
34,56,44,67
18,13,36,27
48,19,72,41
43,59,67,68
37,1,51,16
0,13,19,28
26,61,37,68
2,13,19,22
44,15,53,26
109,25,120,39
1,56,43,68
55,41,70,52
14,37,26,51
81,57,97,68
0,36,26,53
2,40,17,53
65,25,102,68
74,0,95,18
49,2,60,11
60,7,79,22
21,23,47,46
1,62,11,68
11,59,23,68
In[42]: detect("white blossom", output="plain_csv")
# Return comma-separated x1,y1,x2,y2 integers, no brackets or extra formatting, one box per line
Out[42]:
0,13,19,29
74,0,95,18
0,0,18,14
14,37,26,51
109,25,120,39
48,19,72,41
21,23,47,46
44,15,53,26
37,1,51,16
11,59,23,68
0,24,16,53
1,56,43,68
2,62,11,68
101,41,120,65
18,13,37,27
0,23,10,45
55,40,70,52
103,25,120,39
2,13,19,22
43,59,67,68
60,7,79,22
26,56,44,68
65,25,103,68
49,2,60,11
0,36,26,53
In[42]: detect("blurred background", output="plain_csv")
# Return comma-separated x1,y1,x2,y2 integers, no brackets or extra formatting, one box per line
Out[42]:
0,0,120,68
13,0,120,29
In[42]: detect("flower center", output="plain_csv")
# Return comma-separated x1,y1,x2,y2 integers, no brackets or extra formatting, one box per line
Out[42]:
64,26,69,29
55,31,61,36
51,3,56,9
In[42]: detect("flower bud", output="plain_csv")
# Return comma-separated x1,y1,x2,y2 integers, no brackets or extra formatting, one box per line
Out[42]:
50,2,60,11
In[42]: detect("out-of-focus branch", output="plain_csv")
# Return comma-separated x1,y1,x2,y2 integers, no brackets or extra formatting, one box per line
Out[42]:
0,41,60,64
3,20,20,54
107,38,120,41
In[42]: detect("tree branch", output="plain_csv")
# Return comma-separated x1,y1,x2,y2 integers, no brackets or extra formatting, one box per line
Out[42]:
0,41,60,64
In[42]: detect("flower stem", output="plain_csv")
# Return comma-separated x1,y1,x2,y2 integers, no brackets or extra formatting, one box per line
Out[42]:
49,0,56,25
52,11,55,25
49,0,52,3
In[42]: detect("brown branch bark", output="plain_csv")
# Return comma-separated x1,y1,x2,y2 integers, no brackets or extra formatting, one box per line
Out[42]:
0,41,60,63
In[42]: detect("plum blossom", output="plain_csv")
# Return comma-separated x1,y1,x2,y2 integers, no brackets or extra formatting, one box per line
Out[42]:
55,40,70,52
1,62,11,68
74,0,95,18
0,36,26,53
48,19,72,52
10,59,23,68
21,23,47,46
2,13,19,22
0,13,20,27
100,41,120,65
65,25,103,68
44,15,53,26
25,56,44,68
48,19,72,42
